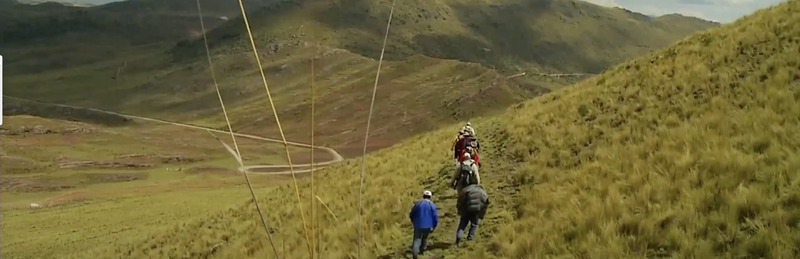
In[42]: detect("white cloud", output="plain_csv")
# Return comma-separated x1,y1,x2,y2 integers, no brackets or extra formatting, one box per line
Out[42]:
634,5,713,20
582,0,789,23
700,0,762,6
581,0,621,8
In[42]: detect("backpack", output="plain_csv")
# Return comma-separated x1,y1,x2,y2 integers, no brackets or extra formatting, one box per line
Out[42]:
465,187,485,213
461,137,478,156
468,139,479,150
458,162,477,187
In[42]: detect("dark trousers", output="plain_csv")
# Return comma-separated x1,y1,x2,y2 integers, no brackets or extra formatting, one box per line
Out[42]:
456,212,480,242
412,228,432,257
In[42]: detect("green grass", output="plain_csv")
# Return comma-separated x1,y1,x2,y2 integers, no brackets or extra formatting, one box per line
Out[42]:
90,1,800,258
0,115,326,258
1,188,271,259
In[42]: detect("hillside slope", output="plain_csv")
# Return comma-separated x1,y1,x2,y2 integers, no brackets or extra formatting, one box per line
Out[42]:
0,0,283,73
5,42,549,157
3,0,717,156
82,0,800,258
187,0,719,73
0,114,319,259
0,0,280,46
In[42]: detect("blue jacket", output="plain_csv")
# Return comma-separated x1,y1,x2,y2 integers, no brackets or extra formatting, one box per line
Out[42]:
409,199,438,229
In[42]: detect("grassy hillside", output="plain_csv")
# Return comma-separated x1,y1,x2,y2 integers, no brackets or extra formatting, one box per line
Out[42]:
0,0,284,74
72,0,800,258
0,114,333,259
0,0,280,46
187,0,719,74
3,0,717,157
6,41,555,157
4,96,134,126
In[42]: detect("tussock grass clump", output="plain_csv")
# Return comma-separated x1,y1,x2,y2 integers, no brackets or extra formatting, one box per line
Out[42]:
97,1,799,258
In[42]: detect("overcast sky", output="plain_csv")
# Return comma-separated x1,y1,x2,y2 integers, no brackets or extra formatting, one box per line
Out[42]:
49,0,789,23
582,0,788,23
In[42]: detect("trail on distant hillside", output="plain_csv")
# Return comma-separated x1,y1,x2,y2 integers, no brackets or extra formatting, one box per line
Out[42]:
3,96,344,175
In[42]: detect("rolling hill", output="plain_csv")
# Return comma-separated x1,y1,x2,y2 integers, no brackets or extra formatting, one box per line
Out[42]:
58,0,799,258
0,0,284,72
185,0,720,73
2,0,718,157
0,0,283,45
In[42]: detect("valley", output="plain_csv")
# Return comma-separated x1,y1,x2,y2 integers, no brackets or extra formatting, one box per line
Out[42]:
7,0,792,258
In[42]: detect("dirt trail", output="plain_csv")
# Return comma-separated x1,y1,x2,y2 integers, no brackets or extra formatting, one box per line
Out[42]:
3,96,345,175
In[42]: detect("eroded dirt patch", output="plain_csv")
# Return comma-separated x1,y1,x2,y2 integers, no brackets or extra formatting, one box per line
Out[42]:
115,154,207,164
0,125,99,136
82,172,147,184
55,157,154,169
0,156,49,175
1,178,76,192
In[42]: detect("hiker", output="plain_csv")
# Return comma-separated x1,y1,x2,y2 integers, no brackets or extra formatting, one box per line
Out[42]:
454,130,478,155
460,130,479,149
458,146,480,167
459,135,480,159
409,190,439,259
467,133,480,152
461,122,476,137
451,153,480,195
455,183,489,245
452,130,466,161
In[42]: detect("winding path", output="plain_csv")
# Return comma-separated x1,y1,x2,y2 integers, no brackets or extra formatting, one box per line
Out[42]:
4,96,344,175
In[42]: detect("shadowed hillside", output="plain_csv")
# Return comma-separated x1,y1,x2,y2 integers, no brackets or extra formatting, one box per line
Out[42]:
184,0,719,73
5,43,551,157
64,0,800,258
0,0,283,73
4,97,133,126
0,0,281,46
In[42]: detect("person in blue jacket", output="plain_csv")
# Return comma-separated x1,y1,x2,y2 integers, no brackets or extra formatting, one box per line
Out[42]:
409,190,439,258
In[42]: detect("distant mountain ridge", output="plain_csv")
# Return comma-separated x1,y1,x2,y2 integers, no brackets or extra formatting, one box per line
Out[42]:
185,0,719,74
16,0,96,7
